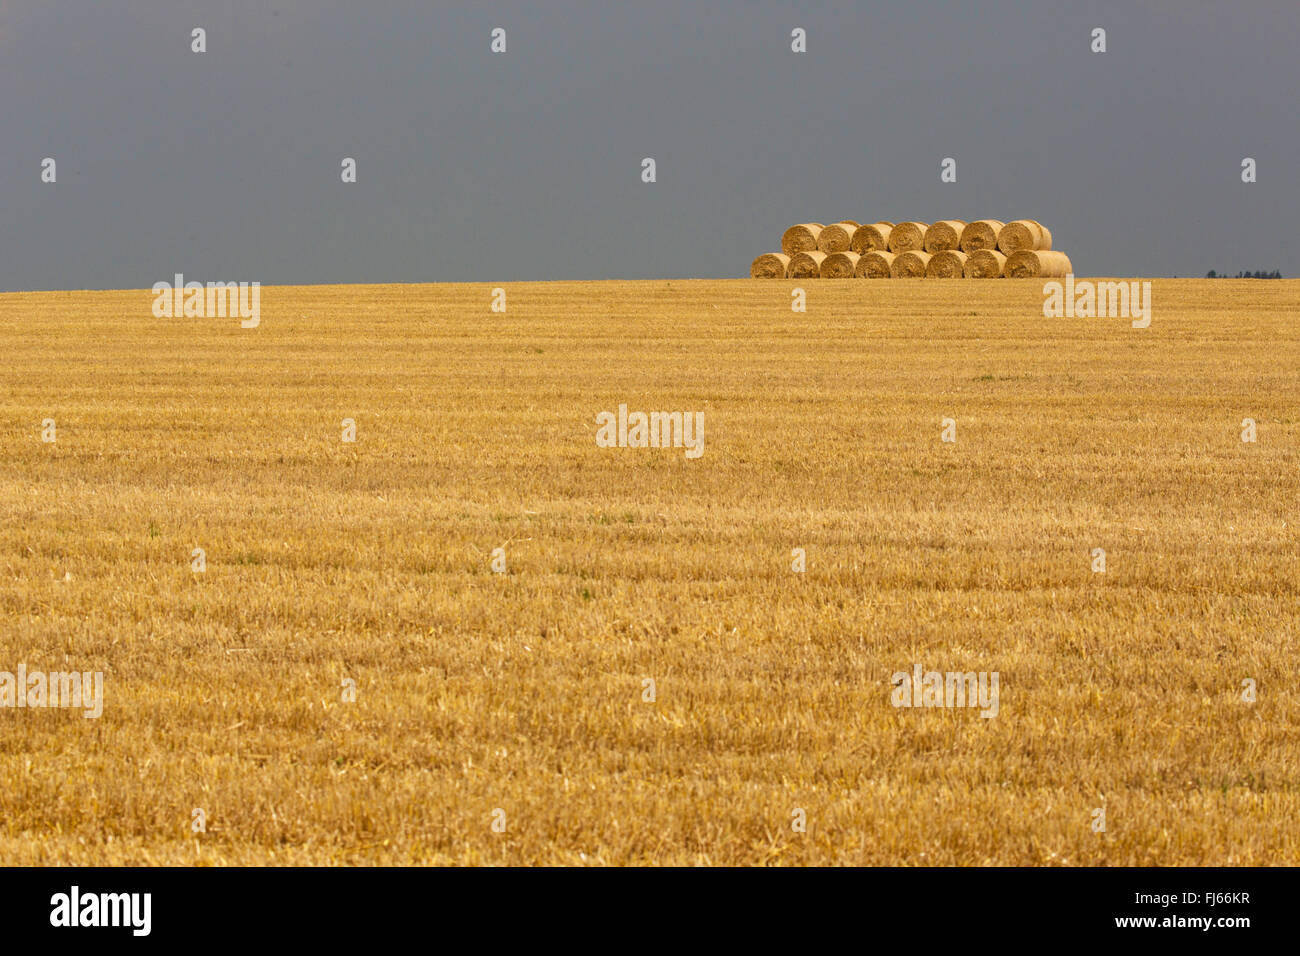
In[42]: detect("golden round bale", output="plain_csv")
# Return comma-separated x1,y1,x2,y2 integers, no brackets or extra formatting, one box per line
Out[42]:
887,222,928,254
1004,250,1073,278
923,220,967,253
820,251,861,278
855,250,896,278
997,220,1053,254
850,223,893,254
781,223,823,256
750,253,791,279
890,250,932,277
787,250,828,278
1033,220,1053,250
963,249,1007,278
959,219,1005,253
926,250,968,278
817,222,860,253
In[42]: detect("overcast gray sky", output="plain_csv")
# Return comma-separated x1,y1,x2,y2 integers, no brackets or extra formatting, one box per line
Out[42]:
1,0,1296,291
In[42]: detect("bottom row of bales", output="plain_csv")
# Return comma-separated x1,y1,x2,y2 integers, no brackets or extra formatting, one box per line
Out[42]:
751,248,1074,279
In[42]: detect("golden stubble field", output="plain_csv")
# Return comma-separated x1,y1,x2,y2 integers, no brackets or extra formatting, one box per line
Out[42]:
1,278,1298,865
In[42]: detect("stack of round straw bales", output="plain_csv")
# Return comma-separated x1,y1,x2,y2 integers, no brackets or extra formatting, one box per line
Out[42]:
751,219,1071,278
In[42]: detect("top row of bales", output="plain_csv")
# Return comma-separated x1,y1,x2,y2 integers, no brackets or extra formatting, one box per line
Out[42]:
750,219,1070,279
783,219,1052,256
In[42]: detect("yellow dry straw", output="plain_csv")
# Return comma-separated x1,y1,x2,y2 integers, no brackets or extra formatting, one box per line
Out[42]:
1004,250,1073,278
850,223,893,254
855,250,896,278
887,222,928,254
997,220,1053,254
926,250,968,278
781,223,823,256
787,250,828,278
750,253,791,279
959,219,1005,253
963,249,1007,278
890,250,932,277
820,251,861,278
923,220,967,253
817,222,860,253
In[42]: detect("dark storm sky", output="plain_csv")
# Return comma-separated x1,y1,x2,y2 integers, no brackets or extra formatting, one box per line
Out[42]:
1,0,1296,291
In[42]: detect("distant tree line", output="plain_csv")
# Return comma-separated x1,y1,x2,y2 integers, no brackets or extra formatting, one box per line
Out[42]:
1205,270,1284,278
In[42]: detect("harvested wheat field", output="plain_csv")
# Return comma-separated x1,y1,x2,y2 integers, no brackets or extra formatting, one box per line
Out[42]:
2,279,1299,866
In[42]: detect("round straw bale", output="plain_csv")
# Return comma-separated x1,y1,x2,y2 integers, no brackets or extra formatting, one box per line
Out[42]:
923,220,967,253
840,219,861,228
781,223,823,256
817,222,860,253
850,223,893,254
876,221,896,228
890,250,932,278
963,249,1007,278
887,222,928,253
855,250,896,278
750,253,791,279
787,250,828,278
997,220,1052,254
1031,220,1053,250
821,251,861,278
959,219,1005,253
926,250,968,278
1004,250,1073,278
